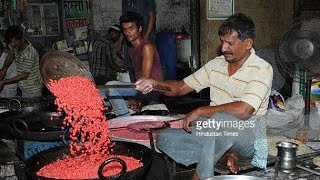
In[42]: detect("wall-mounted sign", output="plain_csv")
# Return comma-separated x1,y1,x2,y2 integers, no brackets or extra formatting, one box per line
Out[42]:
207,0,234,20
65,18,89,31
64,0,90,19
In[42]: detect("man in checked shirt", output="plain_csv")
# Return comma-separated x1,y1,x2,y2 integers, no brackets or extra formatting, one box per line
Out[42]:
90,24,126,85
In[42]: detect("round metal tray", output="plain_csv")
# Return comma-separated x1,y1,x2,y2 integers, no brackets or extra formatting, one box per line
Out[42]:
108,115,182,151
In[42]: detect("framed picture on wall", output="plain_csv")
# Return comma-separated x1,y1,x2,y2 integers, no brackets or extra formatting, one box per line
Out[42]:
207,0,234,20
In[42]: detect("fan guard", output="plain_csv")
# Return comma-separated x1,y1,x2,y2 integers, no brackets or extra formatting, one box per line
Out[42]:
276,18,320,130
276,18,320,80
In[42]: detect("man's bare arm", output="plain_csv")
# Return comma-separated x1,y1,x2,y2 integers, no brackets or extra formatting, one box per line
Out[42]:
135,78,195,96
143,11,156,41
1,72,29,85
140,43,155,78
191,101,255,120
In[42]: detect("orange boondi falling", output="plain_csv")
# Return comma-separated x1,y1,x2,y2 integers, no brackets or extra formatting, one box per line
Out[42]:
47,76,112,156
36,76,142,179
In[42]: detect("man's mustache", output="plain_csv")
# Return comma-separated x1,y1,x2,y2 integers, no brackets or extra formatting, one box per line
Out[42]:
222,51,233,55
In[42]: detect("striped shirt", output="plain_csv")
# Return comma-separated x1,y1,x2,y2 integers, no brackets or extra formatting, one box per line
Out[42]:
184,48,273,117
184,48,273,168
10,42,43,93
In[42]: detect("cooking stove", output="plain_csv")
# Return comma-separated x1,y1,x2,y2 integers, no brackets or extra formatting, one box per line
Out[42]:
0,96,65,161
0,97,64,179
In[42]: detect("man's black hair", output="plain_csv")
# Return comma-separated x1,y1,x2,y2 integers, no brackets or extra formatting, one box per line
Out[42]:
4,25,24,43
119,11,143,29
218,13,255,41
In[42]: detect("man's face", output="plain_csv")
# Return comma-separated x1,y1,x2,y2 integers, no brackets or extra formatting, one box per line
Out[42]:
10,37,23,49
121,22,142,42
220,31,252,63
110,31,121,43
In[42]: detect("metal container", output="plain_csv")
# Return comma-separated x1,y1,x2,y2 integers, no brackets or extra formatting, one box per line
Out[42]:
8,111,64,141
8,98,49,113
276,141,299,173
204,175,265,180
26,141,153,180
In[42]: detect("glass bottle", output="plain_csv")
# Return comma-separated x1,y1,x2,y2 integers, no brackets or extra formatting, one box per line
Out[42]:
296,128,307,144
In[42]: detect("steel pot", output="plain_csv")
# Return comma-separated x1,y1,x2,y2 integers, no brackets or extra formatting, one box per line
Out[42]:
204,175,265,180
8,111,64,141
25,141,153,180
8,98,50,113
276,141,298,173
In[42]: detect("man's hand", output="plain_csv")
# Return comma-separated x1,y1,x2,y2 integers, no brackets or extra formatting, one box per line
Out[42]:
183,110,201,132
135,78,156,94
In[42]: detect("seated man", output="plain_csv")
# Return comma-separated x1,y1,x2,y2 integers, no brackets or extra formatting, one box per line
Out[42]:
102,12,163,116
135,13,273,179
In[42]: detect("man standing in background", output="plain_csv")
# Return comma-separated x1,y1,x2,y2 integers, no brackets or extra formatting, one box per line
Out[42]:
0,25,42,98
118,0,157,82
90,24,125,85
102,12,163,117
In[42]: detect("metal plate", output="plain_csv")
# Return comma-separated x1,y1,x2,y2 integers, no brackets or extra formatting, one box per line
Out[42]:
108,115,182,141
40,51,93,88
108,115,182,151
296,151,320,176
